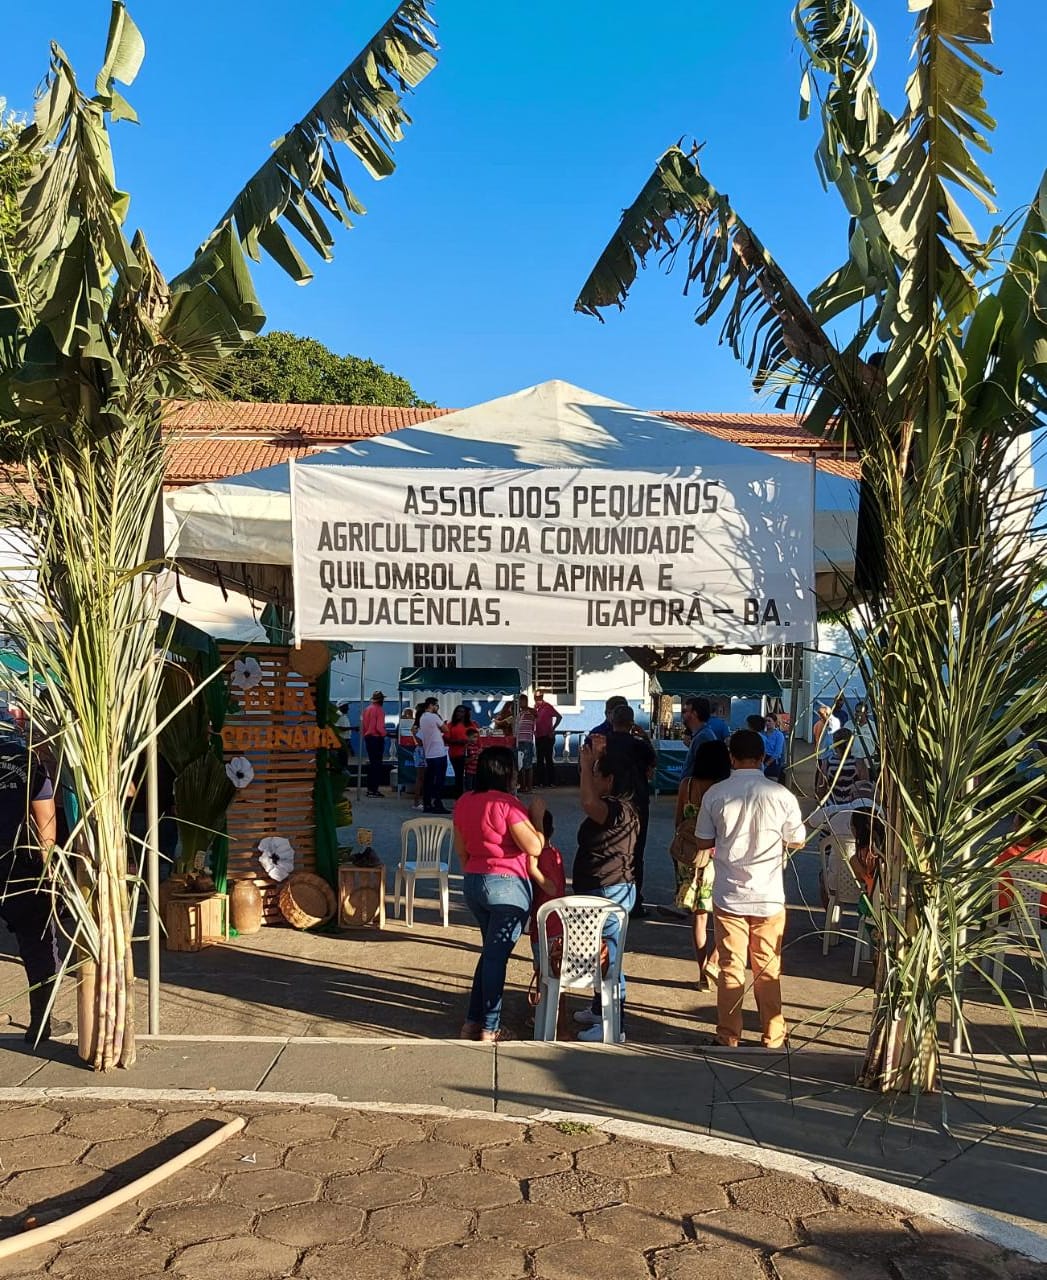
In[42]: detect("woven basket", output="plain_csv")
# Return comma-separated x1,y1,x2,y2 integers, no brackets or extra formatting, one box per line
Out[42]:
279,871,337,929
290,641,330,679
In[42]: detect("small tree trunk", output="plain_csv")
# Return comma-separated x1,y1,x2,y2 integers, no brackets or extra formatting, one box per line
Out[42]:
858,775,939,1094
78,828,137,1070
76,958,98,1064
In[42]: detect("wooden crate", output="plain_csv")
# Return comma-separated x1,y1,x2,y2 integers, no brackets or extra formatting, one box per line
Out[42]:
338,864,386,930
165,893,230,952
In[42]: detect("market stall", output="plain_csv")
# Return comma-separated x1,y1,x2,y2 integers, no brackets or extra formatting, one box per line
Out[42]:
649,670,784,793
396,665,522,787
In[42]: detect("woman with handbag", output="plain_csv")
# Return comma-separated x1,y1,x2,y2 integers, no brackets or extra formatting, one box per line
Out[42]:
671,740,732,989
571,740,641,1042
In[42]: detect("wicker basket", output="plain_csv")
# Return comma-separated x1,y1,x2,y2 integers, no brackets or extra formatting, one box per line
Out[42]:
289,641,330,679
279,871,337,929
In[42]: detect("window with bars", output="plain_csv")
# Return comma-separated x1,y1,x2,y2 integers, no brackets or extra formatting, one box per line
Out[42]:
531,646,576,700
412,644,458,669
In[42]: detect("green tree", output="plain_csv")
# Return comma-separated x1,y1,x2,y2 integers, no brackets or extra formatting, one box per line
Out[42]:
577,0,1047,1092
0,0,437,1070
216,330,430,406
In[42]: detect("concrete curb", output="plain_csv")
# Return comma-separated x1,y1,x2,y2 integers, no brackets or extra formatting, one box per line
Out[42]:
0,1085,1042,1262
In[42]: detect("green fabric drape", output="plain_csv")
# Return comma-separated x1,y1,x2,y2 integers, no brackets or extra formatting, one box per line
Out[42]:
261,602,292,645
312,662,340,899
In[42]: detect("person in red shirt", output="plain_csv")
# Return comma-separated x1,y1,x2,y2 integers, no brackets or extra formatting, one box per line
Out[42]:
462,728,482,791
445,705,473,798
995,806,1047,918
361,691,387,798
533,690,562,789
453,747,547,1042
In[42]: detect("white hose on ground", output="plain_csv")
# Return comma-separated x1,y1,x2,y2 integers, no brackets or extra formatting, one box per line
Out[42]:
0,1115,246,1260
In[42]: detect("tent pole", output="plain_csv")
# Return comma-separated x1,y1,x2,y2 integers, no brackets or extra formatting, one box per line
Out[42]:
146,701,161,1036
786,643,803,782
357,648,365,802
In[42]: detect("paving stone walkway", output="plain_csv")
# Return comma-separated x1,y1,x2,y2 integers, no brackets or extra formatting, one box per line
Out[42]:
0,1101,1042,1280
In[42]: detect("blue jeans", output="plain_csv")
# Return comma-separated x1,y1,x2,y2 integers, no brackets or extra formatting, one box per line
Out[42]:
584,882,636,1020
463,873,532,1033
423,754,447,811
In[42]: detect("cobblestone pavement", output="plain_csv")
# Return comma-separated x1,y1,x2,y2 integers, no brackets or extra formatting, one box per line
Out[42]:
0,1101,1042,1280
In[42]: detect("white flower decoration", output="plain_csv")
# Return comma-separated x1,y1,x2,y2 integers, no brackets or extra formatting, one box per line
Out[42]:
226,756,255,789
231,656,263,690
258,836,295,882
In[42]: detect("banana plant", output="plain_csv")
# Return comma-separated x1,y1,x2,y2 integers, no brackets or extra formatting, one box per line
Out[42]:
0,0,437,1070
576,0,1047,1092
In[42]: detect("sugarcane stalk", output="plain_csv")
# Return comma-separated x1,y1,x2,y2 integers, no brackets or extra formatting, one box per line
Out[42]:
92,863,112,1072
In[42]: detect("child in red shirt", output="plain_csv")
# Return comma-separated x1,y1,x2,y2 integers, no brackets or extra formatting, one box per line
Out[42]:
995,809,1047,918
463,728,481,791
529,809,567,960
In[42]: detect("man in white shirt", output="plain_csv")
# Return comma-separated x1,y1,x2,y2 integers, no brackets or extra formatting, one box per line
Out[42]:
695,729,806,1049
418,697,449,814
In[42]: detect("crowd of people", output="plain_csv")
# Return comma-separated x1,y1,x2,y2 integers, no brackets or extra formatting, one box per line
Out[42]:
444,692,809,1048
395,691,564,814
343,687,897,1047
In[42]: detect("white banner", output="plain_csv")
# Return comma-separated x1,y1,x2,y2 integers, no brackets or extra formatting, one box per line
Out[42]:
290,464,816,646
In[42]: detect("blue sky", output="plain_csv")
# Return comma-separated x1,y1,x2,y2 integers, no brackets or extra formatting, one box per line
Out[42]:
3,1,1046,414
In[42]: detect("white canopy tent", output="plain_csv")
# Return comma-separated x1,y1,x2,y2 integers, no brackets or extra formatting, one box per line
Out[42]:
156,571,268,644
165,380,858,616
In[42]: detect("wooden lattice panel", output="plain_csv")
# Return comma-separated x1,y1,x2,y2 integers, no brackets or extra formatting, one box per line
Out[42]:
219,644,321,925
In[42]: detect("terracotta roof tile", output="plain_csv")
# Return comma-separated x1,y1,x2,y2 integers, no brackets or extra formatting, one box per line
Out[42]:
659,410,809,440
165,440,329,485
163,400,450,437
160,399,857,487
812,457,861,480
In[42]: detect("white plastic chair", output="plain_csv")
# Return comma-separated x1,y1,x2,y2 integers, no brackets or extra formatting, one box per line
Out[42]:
393,817,453,927
990,862,1047,996
533,895,628,1045
821,834,862,954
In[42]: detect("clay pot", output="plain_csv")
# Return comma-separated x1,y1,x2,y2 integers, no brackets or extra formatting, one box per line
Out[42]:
158,874,188,921
230,879,264,934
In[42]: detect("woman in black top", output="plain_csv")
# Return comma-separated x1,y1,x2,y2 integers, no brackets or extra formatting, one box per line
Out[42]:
572,740,640,1042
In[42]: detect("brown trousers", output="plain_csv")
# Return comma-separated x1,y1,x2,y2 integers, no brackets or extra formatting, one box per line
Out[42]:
713,907,787,1047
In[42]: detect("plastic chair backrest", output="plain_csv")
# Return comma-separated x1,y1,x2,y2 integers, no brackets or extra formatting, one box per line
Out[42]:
400,817,452,869
536,895,626,989
825,836,861,902
1008,861,1047,919
818,836,834,876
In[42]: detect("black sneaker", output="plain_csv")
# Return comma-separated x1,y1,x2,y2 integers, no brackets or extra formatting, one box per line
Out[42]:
25,1017,73,1044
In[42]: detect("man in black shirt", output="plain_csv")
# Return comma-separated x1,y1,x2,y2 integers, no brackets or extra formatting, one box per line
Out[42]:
586,695,628,743
604,704,656,918
0,731,69,1043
